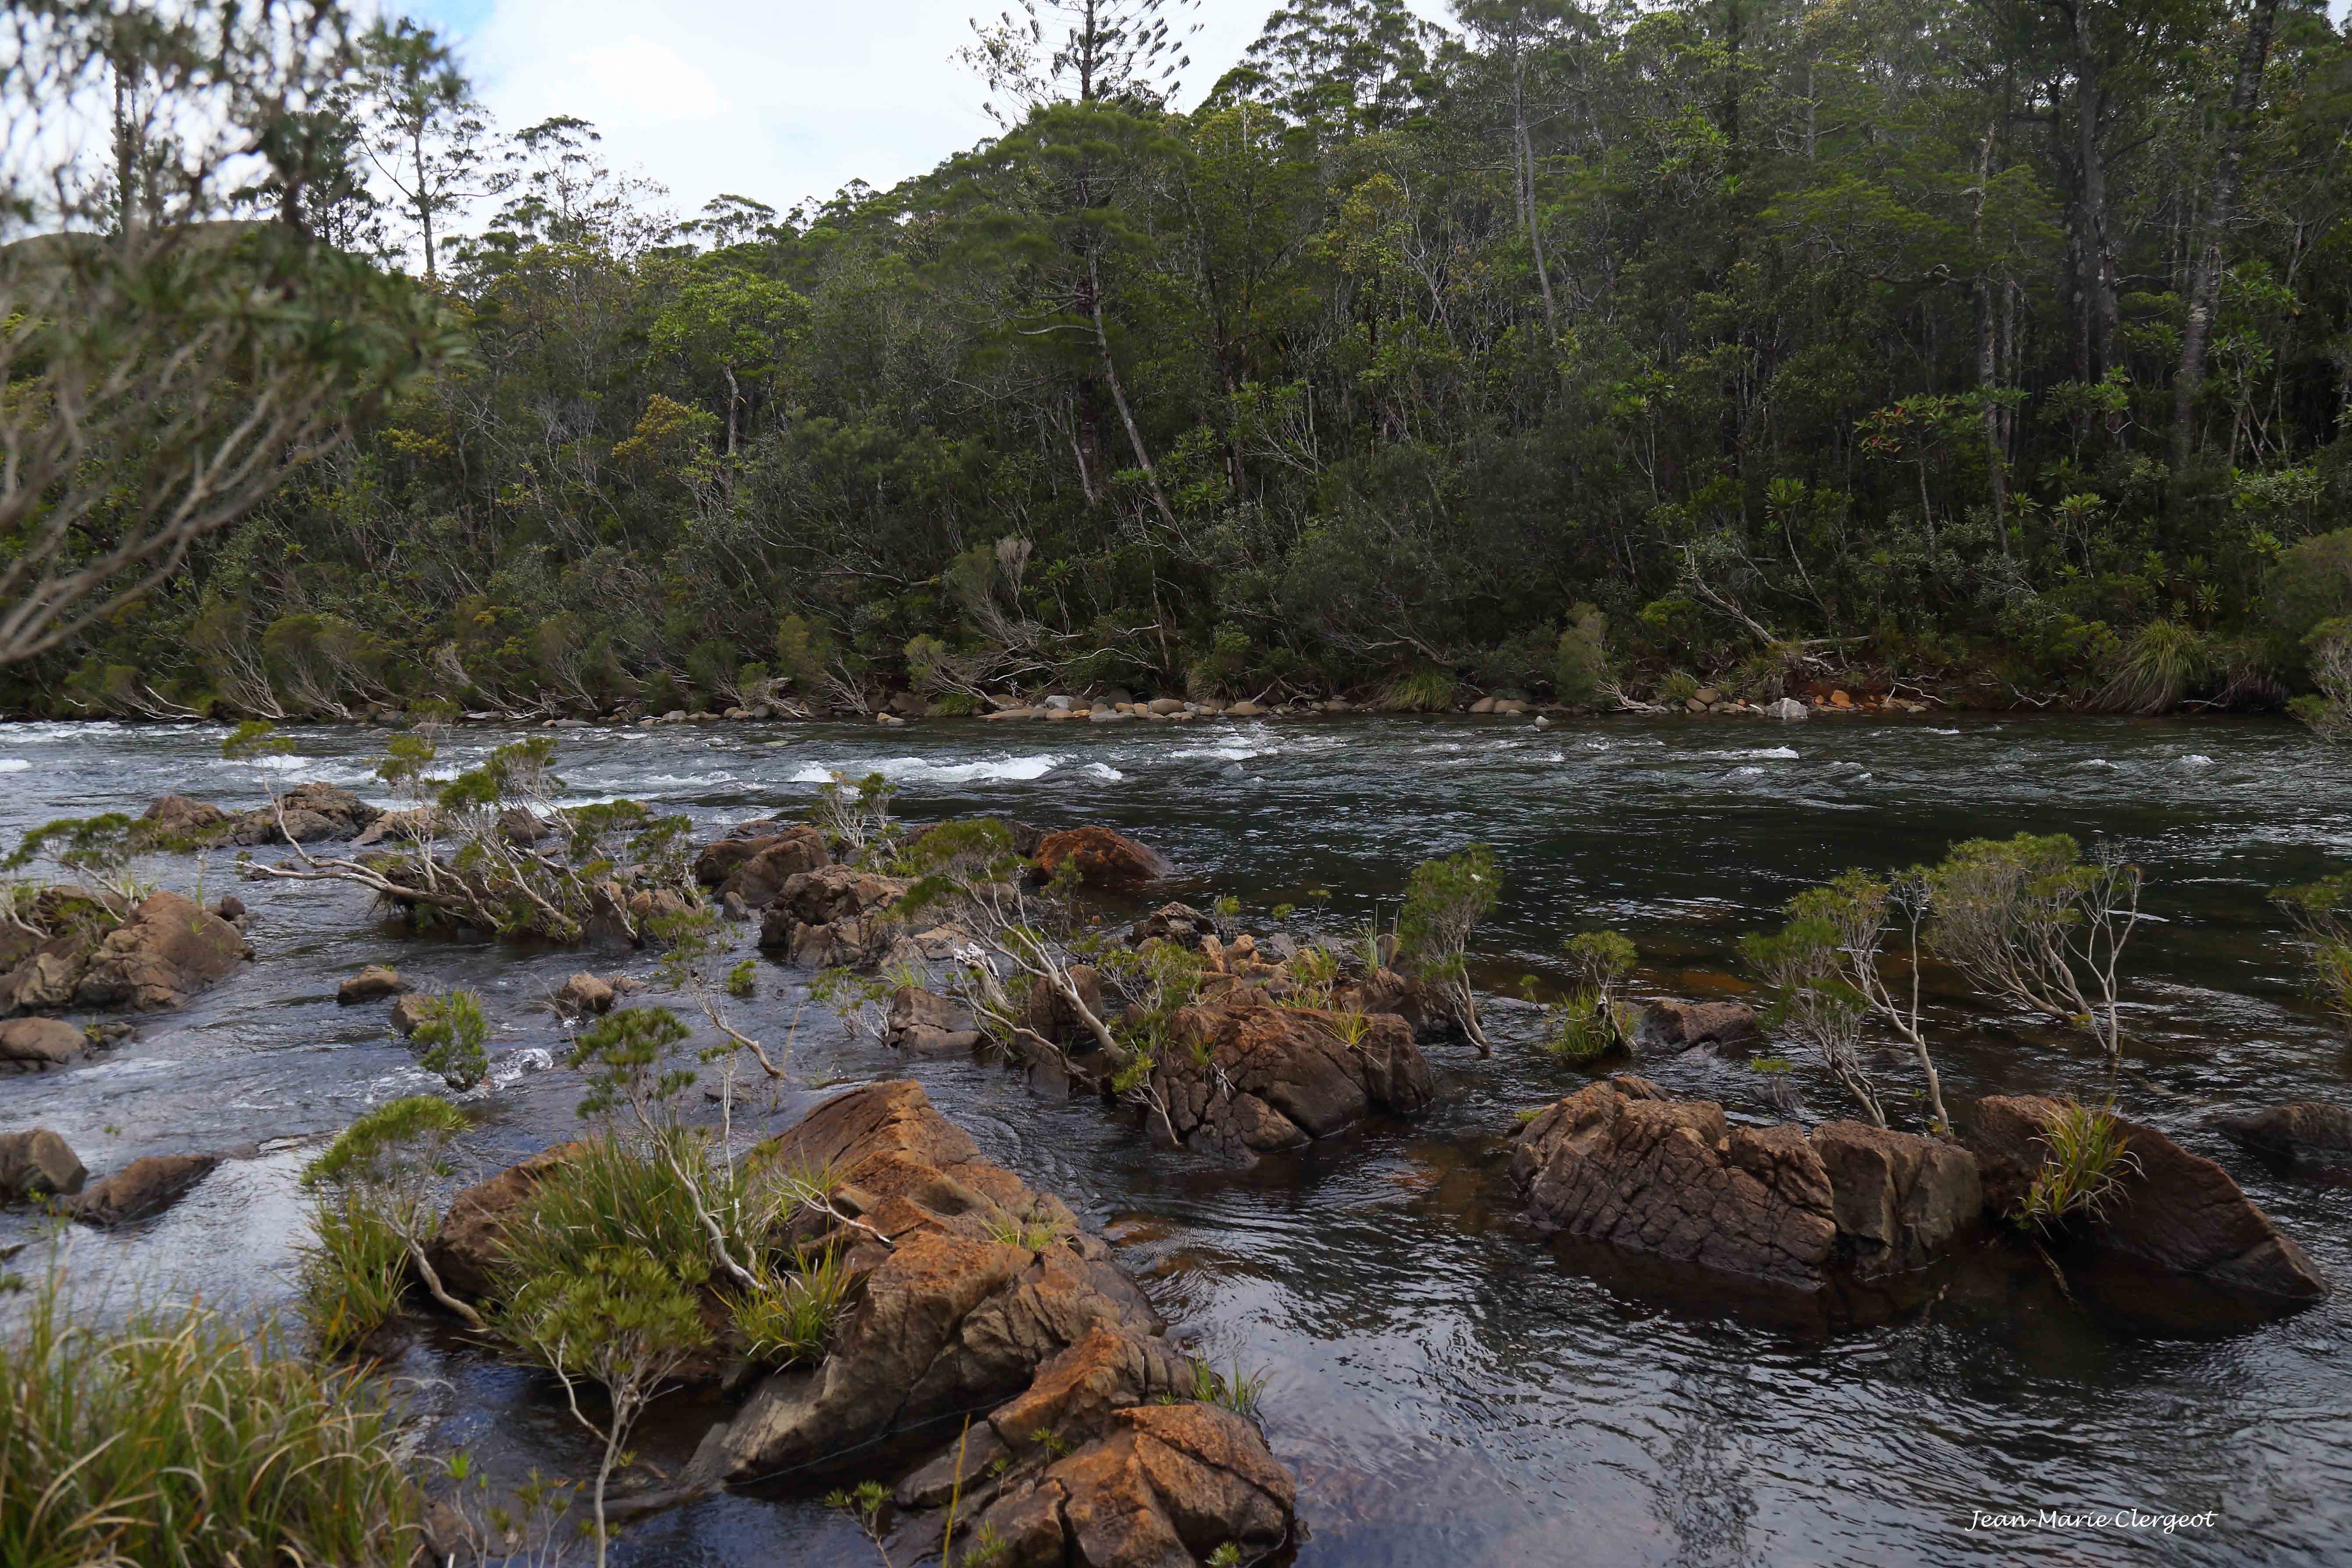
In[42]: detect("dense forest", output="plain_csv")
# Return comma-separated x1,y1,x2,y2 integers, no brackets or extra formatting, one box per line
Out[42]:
13,0,2352,720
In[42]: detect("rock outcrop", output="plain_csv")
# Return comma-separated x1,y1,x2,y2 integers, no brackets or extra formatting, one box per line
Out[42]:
69,1152,222,1226
427,1140,589,1299
15,892,251,1014
225,782,383,846
885,986,984,1053
756,866,910,968
714,827,830,910
1968,1096,2329,1306
2212,1101,2352,1172
1151,992,1436,1156
680,1081,1298,1567
139,793,231,842
1509,1078,1981,1289
1635,999,1763,1054
1033,827,1169,892
553,972,616,1018
0,1129,86,1201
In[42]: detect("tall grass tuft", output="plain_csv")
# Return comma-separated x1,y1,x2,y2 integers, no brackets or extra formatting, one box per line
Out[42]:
0,1260,419,1568
2013,1101,2141,1232
1380,666,1460,712
294,1184,411,1355
2096,619,2208,714
493,1128,763,1302
733,1248,851,1366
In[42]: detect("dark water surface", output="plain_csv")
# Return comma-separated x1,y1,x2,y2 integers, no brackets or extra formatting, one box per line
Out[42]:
4,712,2349,1567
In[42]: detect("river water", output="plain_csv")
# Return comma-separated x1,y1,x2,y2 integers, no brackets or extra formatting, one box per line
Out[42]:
3,712,2348,1567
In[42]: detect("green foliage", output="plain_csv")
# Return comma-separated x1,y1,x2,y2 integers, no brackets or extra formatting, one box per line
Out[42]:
1185,1354,1272,1424
733,1250,850,1366
1541,930,1638,1061
1553,604,1612,703
726,957,759,998
1381,665,1459,712
1923,833,2142,1059
985,1208,1074,1252
568,1006,697,1121
2273,872,2352,1024
2096,620,2209,713
2011,1102,2140,1232
0,1259,419,1568
1396,845,1499,1050
411,987,491,1089
293,1186,411,1356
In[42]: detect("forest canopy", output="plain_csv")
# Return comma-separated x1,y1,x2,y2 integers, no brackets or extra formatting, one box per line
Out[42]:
10,0,2352,720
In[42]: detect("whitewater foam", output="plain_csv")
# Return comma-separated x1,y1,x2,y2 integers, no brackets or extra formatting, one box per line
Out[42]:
790,754,1061,786
0,759,27,773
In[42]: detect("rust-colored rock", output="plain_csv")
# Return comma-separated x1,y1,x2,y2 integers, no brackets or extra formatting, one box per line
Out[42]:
554,972,615,1017
885,986,983,1053
0,1128,86,1201
1810,1119,1981,1279
139,794,230,842
70,891,250,1012
337,965,403,1004
756,865,909,968
70,1152,221,1226
1968,1095,2328,1306
0,1016,84,1068
1151,993,1435,1156
1033,827,1169,892
428,1141,588,1299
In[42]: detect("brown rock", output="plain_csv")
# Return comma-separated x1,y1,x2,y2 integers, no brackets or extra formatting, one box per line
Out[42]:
428,1141,588,1299
0,935,93,1015
337,965,403,1004
389,993,440,1036
1810,1120,1981,1279
1636,999,1762,1054
1032,827,1169,892
1127,903,1215,948
885,986,983,1053
1509,1077,1838,1287
226,782,382,845
1335,967,1446,1041
1968,1096,2329,1305
497,807,551,845
717,827,830,910
0,1128,86,1200
1152,994,1435,1156
0,1016,85,1067
71,892,250,1012
756,865,910,968
138,794,230,842
2212,1101,2352,1171
554,972,615,1017
70,1152,221,1226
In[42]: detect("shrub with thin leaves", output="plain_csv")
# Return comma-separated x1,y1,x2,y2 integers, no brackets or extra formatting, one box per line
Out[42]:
1396,844,1500,1054
294,1184,411,1355
412,986,491,1089
2273,871,2352,1025
1924,833,2141,1061
2012,1101,2141,1232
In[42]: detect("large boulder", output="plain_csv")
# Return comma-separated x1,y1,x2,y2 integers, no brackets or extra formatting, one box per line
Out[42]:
1032,827,1169,892
0,1128,86,1201
1810,1120,1982,1280
1967,1096,2328,1306
1126,903,1215,948
679,1082,1298,1561
69,1152,221,1226
1151,993,1436,1156
1635,999,1763,1054
226,782,382,846
885,986,984,1053
0,935,94,1014
756,866,910,968
70,892,250,1012
2212,1101,2352,1172
692,820,789,885
427,1140,590,1300
716,827,830,910
337,965,403,1004
554,972,615,1018
0,1016,85,1068
1509,1077,1839,1288
138,794,230,843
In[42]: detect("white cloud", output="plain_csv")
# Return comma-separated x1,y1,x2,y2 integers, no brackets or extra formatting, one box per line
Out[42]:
403,0,1452,223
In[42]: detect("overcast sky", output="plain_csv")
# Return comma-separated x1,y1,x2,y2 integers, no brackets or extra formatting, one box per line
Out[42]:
396,0,1457,225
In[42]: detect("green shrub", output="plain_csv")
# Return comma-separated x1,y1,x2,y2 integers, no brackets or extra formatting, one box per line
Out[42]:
1553,603,1612,702
2266,526,2352,646
734,1250,851,1366
0,1261,419,1568
2095,619,2209,713
2273,871,2352,1022
412,987,490,1089
726,958,758,998
1397,845,1501,1054
1380,665,1459,712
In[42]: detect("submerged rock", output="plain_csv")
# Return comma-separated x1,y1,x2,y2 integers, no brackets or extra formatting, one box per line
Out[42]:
1032,827,1169,892
69,1152,222,1226
0,1128,86,1201
2212,1101,2352,1172
1968,1095,2329,1307
1151,993,1436,1156
553,971,615,1018
337,965,404,1004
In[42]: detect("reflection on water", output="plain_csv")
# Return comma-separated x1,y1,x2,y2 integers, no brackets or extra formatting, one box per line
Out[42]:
3,712,2351,1565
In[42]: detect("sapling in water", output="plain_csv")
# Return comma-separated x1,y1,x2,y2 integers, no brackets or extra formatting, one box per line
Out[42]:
1396,845,1500,1054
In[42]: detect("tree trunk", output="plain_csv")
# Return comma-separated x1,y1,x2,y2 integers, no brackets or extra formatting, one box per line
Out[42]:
1514,55,1557,331
2070,6,2119,378
2172,0,2281,470
1089,252,1179,530
1973,119,2009,546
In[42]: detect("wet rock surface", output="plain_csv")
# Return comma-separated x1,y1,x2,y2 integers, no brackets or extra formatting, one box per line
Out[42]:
1153,993,1436,1157
1635,999,1763,1054
338,965,404,1004
0,891,251,1018
0,1128,86,1201
1033,826,1169,892
680,1081,1297,1564
1968,1095,2330,1307
68,1151,223,1226
2213,1101,2352,1172
0,1016,86,1069
223,782,383,846
756,865,910,967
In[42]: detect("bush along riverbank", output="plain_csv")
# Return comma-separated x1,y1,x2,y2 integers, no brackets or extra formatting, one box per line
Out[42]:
4,727,2350,1562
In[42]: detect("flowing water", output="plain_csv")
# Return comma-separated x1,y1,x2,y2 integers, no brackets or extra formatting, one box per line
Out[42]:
4,712,2350,1567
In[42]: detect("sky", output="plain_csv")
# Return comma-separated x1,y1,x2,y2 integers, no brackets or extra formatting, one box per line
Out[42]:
397,0,1456,225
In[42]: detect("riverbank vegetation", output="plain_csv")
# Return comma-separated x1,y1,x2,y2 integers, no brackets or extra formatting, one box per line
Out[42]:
10,0,2352,720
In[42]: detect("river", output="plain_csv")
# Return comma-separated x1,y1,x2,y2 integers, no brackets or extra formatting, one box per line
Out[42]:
2,711,2348,1566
